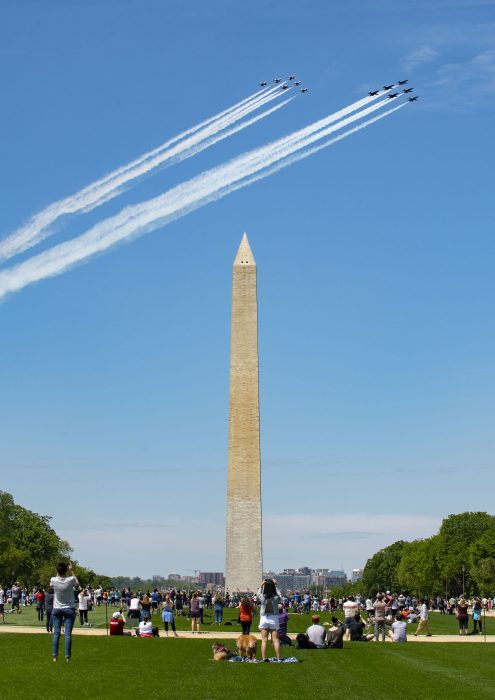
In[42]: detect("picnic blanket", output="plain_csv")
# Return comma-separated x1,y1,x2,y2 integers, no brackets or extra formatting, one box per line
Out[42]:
228,656,299,663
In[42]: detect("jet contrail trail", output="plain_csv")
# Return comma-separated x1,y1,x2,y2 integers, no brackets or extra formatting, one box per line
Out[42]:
0,100,406,300
0,84,285,262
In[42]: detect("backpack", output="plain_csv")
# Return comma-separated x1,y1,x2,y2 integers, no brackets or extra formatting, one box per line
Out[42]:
264,596,279,614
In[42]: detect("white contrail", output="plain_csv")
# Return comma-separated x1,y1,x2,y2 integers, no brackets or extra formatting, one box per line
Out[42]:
0,85,284,262
0,101,406,300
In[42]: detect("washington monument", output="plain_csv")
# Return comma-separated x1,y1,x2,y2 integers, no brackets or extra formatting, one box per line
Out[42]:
225,233,263,594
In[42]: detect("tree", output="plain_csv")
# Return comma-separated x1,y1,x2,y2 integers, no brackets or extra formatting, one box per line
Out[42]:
361,540,406,596
0,491,72,586
470,558,495,596
437,512,495,595
396,536,442,597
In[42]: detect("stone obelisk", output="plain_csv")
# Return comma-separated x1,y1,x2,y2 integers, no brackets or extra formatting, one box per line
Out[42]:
225,233,262,594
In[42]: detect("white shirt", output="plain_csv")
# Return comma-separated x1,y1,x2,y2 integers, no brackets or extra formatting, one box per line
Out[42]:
420,603,428,620
306,623,326,647
129,597,141,610
139,620,153,635
78,593,91,611
0,589,4,604
392,620,407,642
50,576,77,610
343,600,358,619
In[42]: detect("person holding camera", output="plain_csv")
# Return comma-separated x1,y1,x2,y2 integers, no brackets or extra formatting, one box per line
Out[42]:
50,562,80,662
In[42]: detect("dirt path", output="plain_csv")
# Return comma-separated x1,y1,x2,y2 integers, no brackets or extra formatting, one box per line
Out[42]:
0,625,494,642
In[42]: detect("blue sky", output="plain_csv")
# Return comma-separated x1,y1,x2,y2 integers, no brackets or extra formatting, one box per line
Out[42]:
1,0,494,578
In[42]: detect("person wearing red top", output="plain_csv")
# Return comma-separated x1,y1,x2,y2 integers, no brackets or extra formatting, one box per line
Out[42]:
35,589,46,622
239,596,254,635
109,611,131,636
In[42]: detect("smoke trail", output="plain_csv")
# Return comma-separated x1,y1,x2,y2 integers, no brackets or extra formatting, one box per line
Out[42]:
0,101,406,300
0,85,283,262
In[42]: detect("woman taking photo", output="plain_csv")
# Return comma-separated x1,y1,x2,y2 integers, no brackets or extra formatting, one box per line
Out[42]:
257,579,282,661
50,562,80,662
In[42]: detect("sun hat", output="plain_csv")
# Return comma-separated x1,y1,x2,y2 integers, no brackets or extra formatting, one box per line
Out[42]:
112,612,121,619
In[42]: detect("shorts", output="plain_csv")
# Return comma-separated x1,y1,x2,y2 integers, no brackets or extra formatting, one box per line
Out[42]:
0,604,4,613
190,611,201,619
259,614,279,631
344,617,354,629
151,602,158,610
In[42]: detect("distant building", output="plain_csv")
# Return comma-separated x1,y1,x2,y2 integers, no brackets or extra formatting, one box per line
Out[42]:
352,568,364,582
198,572,225,587
167,573,181,581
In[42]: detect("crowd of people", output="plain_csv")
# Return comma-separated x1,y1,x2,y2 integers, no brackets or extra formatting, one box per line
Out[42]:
0,572,492,662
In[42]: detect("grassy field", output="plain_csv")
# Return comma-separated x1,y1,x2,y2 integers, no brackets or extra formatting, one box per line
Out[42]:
3,603,493,636
0,633,494,700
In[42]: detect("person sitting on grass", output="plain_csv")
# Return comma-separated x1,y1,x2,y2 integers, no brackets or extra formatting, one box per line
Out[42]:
110,611,132,636
326,617,345,649
136,613,159,637
278,604,292,646
296,615,326,649
388,614,407,642
349,613,374,642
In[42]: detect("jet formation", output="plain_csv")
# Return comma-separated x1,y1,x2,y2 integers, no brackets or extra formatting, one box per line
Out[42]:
259,75,309,93
368,80,419,103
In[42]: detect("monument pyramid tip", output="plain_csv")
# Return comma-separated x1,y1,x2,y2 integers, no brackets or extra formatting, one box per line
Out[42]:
234,232,256,266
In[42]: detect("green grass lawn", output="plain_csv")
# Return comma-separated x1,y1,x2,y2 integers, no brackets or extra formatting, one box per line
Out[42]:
0,633,494,699
4,604,493,636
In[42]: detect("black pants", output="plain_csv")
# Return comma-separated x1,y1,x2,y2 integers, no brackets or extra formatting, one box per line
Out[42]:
241,621,251,635
296,633,317,649
473,618,482,633
46,610,53,632
163,621,176,632
79,610,88,625
37,606,44,621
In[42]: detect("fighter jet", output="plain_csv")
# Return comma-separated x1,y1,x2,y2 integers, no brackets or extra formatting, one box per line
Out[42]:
294,81,301,86
388,92,399,98
288,74,296,80
259,81,268,86
274,78,282,83
301,88,309,93
403,87,413,93
409,96,419,102
397,80,408,85
368,90,379,96
281,84,289,89
383,84,394,90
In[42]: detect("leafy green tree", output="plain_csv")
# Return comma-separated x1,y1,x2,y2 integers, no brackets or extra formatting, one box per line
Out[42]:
437,512,495,595
396,536,442,597
470,558,495,596
361,540,406,596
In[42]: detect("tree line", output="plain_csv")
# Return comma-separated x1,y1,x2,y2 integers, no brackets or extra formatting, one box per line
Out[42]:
361,512,495,598
0,491,111,589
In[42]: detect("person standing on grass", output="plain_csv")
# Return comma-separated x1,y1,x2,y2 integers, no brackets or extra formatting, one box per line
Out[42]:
373,593,387,642
213,592,224,624
161,595,179,637
238,596,254,635
50,562,80,662
45,587,54,633
414,599,432,637
0,585,5,624
257,578,282,661
190,592,201,633
78,588,91,626
471,598,483,635
343,596,358,640
11,582,21,613
35,588,45,622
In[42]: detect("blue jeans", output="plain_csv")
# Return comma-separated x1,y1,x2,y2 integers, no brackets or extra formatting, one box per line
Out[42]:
52,608,76,659
215,608,223,623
